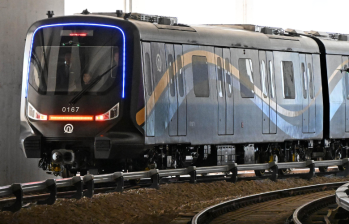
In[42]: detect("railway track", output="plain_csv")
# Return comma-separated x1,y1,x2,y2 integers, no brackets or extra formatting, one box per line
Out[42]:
290,182,349,224
291,195,339,224
191,182,348,224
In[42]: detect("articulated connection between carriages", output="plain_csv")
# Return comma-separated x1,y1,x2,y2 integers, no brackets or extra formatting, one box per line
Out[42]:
1,159,349,213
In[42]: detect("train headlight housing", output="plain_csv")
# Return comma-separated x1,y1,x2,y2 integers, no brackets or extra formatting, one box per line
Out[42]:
95,103,119,121
27,103,47,120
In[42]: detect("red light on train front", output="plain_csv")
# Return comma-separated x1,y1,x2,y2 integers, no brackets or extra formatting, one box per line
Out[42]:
69,33,87,37
95,115,107,121
49,115,94,121
95,103,119,121
27,103,47,120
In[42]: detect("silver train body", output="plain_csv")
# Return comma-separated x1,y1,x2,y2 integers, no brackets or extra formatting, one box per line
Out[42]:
19,13,349,175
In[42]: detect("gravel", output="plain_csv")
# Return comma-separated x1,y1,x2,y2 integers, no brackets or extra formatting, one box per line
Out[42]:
0,175,348,224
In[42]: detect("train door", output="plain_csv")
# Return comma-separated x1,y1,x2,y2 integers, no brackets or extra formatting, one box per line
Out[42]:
259,51,270,134
224,48,234,135
266,51,277,134
174,45,187,136
150,42,167,138
184,45,216,142
343,56,349,132
142,42,155,137
215,48,226,135
306,54,315,133
273,52,301,136
166,44,177,136
300,54,309,133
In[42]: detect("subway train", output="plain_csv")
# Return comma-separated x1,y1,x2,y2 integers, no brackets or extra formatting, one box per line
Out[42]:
19,10,349,176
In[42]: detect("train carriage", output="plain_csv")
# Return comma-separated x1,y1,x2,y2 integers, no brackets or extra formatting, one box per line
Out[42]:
19,11,348,176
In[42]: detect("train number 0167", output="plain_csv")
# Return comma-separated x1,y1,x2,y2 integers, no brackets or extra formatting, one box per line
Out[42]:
62,107,79,112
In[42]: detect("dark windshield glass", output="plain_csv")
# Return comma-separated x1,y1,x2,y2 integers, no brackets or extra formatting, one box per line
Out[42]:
29,25,123,95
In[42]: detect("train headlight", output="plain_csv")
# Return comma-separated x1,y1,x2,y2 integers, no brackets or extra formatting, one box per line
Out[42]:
27,103,47,120
95,103,119,121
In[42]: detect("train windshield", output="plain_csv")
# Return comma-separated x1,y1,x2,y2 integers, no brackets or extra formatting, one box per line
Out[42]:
28,25,123,95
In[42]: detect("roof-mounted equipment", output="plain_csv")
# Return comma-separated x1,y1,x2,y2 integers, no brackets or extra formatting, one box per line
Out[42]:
218,24,284,35
113,12,177,25
285,28,305,36
307,30,330,37
128,13,177,25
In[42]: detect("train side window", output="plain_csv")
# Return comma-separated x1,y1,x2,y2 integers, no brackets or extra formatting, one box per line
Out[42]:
168,54,176,97
308,63,314,99
177,55,185,97
225,58,233,98
217,57,224,98
269,60,275,98
281,61,295,99
144,53,153,96
238,58,254,98
260,60,268,98
301,63,307,99
192,55,210,97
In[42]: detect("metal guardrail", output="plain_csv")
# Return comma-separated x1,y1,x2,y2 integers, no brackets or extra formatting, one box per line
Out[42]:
336,182,349,211
0,158,348,213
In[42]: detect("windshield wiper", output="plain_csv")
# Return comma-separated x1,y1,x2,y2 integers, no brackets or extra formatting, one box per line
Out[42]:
69,64,117,105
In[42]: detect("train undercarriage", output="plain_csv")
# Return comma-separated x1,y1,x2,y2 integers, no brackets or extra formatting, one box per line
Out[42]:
39,139,348,177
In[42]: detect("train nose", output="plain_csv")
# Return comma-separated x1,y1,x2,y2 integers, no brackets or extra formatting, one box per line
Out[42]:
52,149,75,165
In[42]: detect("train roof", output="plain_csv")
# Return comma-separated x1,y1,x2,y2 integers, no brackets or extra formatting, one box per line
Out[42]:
33,11,349,55
304,31,349,55
70,11,321,54
131,20,320,54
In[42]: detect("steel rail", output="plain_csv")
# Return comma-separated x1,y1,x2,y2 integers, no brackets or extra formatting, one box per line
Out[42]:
292,194,335,224
192,182,345,224
0,158,348,212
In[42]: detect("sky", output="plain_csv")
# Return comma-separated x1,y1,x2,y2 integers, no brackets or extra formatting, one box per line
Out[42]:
65,0,349,34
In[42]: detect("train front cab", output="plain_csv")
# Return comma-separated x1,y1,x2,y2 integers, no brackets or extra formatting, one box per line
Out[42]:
19,16,143,175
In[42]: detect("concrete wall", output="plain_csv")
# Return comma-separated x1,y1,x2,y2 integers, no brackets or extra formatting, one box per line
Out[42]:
0,0,64,185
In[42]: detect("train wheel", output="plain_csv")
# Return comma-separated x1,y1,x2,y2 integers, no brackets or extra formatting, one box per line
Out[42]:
278,169,288,175
319,166,328,172
255,170,265,176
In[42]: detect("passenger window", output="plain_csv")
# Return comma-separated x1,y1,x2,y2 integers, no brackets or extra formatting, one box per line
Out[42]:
225,58,233,98
281,61,295,99
177,55,184,97
144,53,152,96
260,60,268,98
192,55,209,97
308,63,314,99
168,54,176,97
217,57,224,98
269,61,275,99
301,63,307,99
239,58,254,98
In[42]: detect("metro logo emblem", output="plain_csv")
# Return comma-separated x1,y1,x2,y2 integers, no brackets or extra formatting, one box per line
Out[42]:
64,124,74,133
